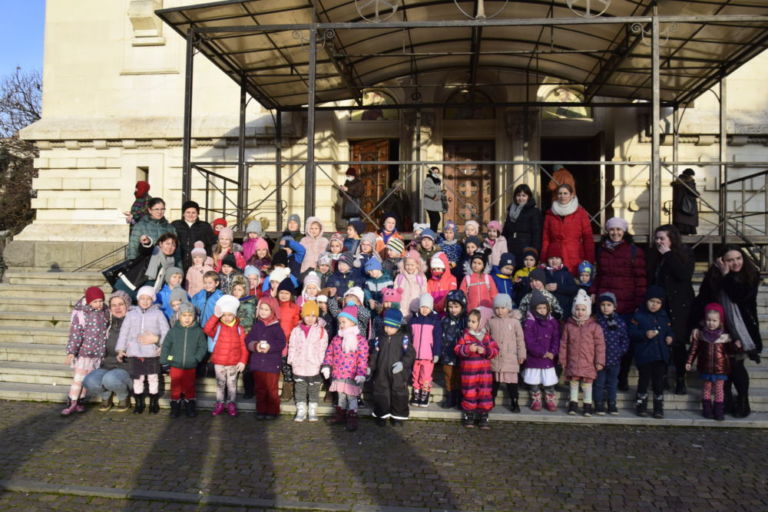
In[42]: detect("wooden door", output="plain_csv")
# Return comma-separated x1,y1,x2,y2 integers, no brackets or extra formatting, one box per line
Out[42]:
443,141,495,232
350,139,390,231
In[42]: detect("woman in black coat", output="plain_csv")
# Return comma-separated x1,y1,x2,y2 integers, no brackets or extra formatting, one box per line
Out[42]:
502,184,541,268
646,224,695,395
695,245,762,417
171,200,216,271
672,168,699,235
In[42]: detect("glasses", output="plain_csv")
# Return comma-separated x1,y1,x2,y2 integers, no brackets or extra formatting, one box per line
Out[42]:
150,207,166,212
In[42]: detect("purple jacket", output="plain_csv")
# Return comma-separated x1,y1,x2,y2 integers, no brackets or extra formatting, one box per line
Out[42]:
522,312,560,369
115,304,169,358
408,311,443,360
66,299,110,358
246,320,286,373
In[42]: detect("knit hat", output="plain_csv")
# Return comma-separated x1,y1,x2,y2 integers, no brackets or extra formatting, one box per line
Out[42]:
522,247,539,261
254,237,269,252
246,219,263,234
164,266,184,285
386,237,405,255
212,218,228,230
277,278,295,295
529,268,546,283
339,252,355,268
348,220,365,236
345,286,364,305
429,254,445,269
419,293,434,311
317,295,328,303
301,300,319,318
218,227,234,241
704,302,726,327
530,289,548,309
598,292,617,307
493,293,513,310
191,240,207,258
446,289,467,309
470,251,487,265
109,290,132,307
682,168,695,177
329,232,345,245
181,200,199,213
346,167,357,177
243,265,260,278
383,309,403,328
360,232,377,248
216,295,240,316
84,286,104,305
645,285,666,302
364,257,382,273
136,285,156,301
412,222,429,234
464,220,480,233
169,287,188,305
420,229,437,241
546,244,563,260
487,220,502,232
317,253,332,266
381,287,403,304
464,235,482,248
605,217,629,232
338,306,358,325
443,220,457,233
272,249,289,267
301,272,320,290
268,267,291,286
221,253,237,269
287,214,301,227
572,289,591,314
178,302,196,315
499,252,515,269
578,261,594,275
134,180,150,198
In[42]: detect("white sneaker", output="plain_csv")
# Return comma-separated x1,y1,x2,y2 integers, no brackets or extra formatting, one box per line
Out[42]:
307,402,318,422
294,402,307,422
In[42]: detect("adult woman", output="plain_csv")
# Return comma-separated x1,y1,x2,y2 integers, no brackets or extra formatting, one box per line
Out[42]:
590,217,647,390
541,184,594,276
695,246,762,417
340,167,364,222
114,233,181,300
502,184,542,267
646,224,694,394
82,291,136,411
672,168,699,235
422,166,443,232
380,180,410,231
127,198,176,260
171,200,216,271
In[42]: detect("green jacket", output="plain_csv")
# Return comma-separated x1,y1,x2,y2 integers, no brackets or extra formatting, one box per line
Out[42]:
127,216,177,259
237,296,258,332
160,323,207,369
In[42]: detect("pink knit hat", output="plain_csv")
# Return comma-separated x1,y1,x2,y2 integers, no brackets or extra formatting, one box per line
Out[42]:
381,287,403,303
191,240,207,258
338,306,358,325
487,220,502,232
255,237,269,251
218,227,234,240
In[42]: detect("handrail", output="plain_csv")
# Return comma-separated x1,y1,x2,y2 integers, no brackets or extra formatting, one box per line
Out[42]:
720,168,768,187
73,244,127,273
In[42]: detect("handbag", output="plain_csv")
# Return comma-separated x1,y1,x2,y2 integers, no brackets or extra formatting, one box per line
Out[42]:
440,189,449,212
679,194,696,216
101,258,135,287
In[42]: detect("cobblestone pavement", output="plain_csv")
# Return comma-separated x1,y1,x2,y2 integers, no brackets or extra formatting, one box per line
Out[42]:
0,400,766,511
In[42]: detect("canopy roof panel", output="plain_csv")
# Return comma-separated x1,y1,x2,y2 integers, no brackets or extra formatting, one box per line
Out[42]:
157,0,768,109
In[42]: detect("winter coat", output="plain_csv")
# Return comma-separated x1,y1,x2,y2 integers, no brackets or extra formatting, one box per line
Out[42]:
341,177,365,219
322,332,369,380
160,323,207,369
440,313,466,365
629,306,673,367
113,244,182,299
375,230,404,259
522,312,560,369
171,218,216,270
427,253,457,313
246,320,286,373
299,216,329,273
422,175,442,212
127,216,177,260
115,304,170,358
595,313,630,367
327,268,365,300
287,320,329,377
488,317,526,374
191,288,224,329
185,263,213,298
408,312,443,360
649,248,694,347
686,329,734,375
278,300,301,351
156,284,189,321
454,330,500,366
364,273,394,308
490,268,515,300
328,299,371,340
66,300,110,358
394,271,428,319
502,200,542,265
460,272,498,312
203,315,248,366
672,174,699,230
236,296,257,332
369,330,416,388
512,266,534,305
544,266,579,317
518,289,564,320
438,239,463,266
101,316,128,371
589,240,647,316
541,206,595,276
483,236,508,268
559,317,605,381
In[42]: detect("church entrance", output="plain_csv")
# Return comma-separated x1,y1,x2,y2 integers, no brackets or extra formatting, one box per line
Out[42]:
349,139,400,231
443,140,495,233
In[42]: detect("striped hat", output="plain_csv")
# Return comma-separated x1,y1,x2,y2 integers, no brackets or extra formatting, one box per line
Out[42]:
383,309,403,328
387,237,405,254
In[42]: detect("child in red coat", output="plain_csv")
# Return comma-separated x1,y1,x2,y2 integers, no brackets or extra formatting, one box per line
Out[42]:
459,252,498,311
277,279,300,401
455,309,499,430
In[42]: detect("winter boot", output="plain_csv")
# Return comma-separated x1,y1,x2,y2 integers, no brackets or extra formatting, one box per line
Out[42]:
675,375,687,395
595,402,606,416
713,401,725,421
345,410,359,432
701,399,713,419
567,401,579,415
148,394,160,414
281,381,294,401
115,397,131,412
477,412,491,430
739,394,752,418
440,390,455,409
227,401,238,417
211,401,225,416
294,402,307,422
133,394,146,414
530,390,542,411
170,400,181,418
652,396,664,419
307,403,319,422
420,391,430,407
545,392,558,412
507,384,520,413
410,389,421,406
452,390,462,410
184,399,197,418
99,394,113,412
60,398,79,416
607,402,619,415
74,398,87,413
329,406,346,425
461,410,475,428
583,403,594,417
635,394,648,417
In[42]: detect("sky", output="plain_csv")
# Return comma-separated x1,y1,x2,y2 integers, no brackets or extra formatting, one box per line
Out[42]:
0,0,45,78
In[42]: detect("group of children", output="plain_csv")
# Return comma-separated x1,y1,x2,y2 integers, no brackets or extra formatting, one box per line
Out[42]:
62,214,739,428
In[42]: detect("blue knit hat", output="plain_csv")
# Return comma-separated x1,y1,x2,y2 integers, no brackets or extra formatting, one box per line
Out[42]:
383,309,403,328
420,229,438,241
499,253,515,269
578,261,595,275
364,257,382,273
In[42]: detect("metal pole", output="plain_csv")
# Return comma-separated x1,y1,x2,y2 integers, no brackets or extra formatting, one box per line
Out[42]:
650,13,661,233
275,110,283,232
672,105,679,225
237,74,247,230
304,27,317,221
415,110,422,224
719,78,728,244
182,28,195,204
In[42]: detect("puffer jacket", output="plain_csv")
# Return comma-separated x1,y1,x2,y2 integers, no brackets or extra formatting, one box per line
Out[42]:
66,299,110,358
278,299,301,354
440,312,467,365
559,317,606,381
595,313,630,367
426,252,457,313
327,268,365,300
191,288,224,328
394,269,428,319
160,323,208,369
287,319,329,377
590,240,647,316
185,262,213,298
408,311,443,360
490,267,515,299
459,272,498,312
203,315,248,366
686,329,734,375
115,304,170,358
246,320,286,373
322,329,369,380
541,206,595,277
522,312,560,369
300,216,329,272
488,316,526,374
629,306,673,367
236,296,257,332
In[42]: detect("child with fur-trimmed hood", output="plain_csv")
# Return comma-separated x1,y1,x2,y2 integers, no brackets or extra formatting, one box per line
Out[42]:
300,216,329,273
393,250,429,321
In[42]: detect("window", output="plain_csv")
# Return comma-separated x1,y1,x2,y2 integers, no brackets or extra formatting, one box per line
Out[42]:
444,89,495,120
539,84,592,120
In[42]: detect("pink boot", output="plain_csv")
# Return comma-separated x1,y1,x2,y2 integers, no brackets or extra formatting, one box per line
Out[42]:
60,398,79,416
74,399,86,413
530,391,542,411
211,401,225,416
544,392,558,412
227,402,238,417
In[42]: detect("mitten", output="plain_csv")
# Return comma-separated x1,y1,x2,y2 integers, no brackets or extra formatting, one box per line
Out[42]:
321,367,331,380
432,355,439,364
392,361,403,374
354,375,366,385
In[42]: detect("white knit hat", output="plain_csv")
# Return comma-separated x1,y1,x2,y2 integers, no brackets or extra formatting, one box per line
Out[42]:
136,286,156,301
572,289,592,315
216,295,241,316
345,286,364,305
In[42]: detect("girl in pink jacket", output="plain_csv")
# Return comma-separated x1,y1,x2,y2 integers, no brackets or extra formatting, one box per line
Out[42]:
287,300,329,422
300,216,329,273
460,252,498,311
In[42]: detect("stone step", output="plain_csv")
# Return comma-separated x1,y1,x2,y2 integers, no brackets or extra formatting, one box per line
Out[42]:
0,297,78,313
0,283,107,300
0,326,71,344
0,343,67,364
0,311,72,329
3,270,106,287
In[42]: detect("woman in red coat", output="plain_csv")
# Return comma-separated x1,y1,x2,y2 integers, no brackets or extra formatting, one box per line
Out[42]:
541,184,595,276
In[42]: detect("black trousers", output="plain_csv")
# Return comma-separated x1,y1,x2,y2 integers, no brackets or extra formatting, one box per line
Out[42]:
426,210,441,232
372,374,410,420
637,360,666,397
726,358,750,402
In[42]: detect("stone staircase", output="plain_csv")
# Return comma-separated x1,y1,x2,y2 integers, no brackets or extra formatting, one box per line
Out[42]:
0,269,766,427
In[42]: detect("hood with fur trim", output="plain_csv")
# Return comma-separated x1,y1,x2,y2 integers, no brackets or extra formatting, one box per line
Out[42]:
304,216,325,239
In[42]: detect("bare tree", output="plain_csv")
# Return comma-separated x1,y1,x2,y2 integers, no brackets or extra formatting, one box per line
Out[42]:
0,67,41,138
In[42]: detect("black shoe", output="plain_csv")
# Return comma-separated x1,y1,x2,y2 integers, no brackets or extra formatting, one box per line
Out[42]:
652,396,664,419
674,377,687,395
594,403,606,416
635,395,648,417
739,395,752,418
477,412,490,430
184,399,197,417
148,394,160,414
375,417,387,427
390,418,405,428
170,400,181,418
567,401,578,415
461,411,475,428
133,394,146,414
510,398,520,413
607,402,619,415
420,391,430,408
583,403,594,417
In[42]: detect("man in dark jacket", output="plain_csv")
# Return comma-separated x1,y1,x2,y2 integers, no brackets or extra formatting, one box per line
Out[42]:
370,309,416,426
172,201,216,271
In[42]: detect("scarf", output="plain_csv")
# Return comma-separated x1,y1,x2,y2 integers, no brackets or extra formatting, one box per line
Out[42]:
719,290,756,351
507,202,525,223
602,313,619,330
468,328,486,340
551,196,579,217
340,325,361,353
701,327,724,344
429,173,441,186
145,247,176,291
604,239,623,251
381,229,397,244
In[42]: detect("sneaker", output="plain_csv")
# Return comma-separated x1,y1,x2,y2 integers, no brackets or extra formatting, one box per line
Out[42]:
583,403,594,417
567,401,579,415
607,402,619,415
595,403,606,416
227,402,238,417
212,401,225,416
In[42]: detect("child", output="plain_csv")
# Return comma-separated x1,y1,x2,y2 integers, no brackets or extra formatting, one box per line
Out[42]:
327,252,364,302
629,285,674,419
370,309,416,426
594,292,630,415
490,252,516,299
219,253,243,294
116,286,169,414
488,293,526,412
278,236,306,277
577,261,595,295
559,290,605,417
394,250,428,320
168,287,190,326
356,233,378,269
285,213,303,241
417,229,440,264
315,254,334,288
317,295,337,340
157,266,187,320
300,216,329,272
483,220,508,268
382,237,405,278
544,251,579,318
455,309,499,429
364,257,394,313
203,295,249,417
246,237,272,273
463,220,480,239
243,265,263,299
328,286,372,340
242,219,264,262
246,296,286,419
513,247,539,305
287,300,329,422
521,290,561,412
191,271,224,342
408,294,442,407
439,290,467,409
233,275,257,399
186,241,214,297
211,218,227,235
439,221,463,276
328,233,346,265
686,303,737,421
375,214,403,259
321,306,369,431
277,279,301,401
126,180,151,225
459,236,485,279
298,271,323,307
61,287,110,415
213,227,246,271
373,286,403,337
459,252,498,312
160,302,207,418
344,220,365,254
427,252,457,314
517,268,564,320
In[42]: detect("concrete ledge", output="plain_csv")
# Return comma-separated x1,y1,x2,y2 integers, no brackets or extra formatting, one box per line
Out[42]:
4,240,125,271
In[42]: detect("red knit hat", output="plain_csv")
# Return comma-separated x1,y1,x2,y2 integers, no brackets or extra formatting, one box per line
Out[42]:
84,286,105,305
345,167,357,177
212,218,228,231
704,302,726,327
134,181,150,199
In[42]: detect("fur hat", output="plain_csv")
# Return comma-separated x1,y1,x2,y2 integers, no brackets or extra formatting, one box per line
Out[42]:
386,237,405,255
338,306,358,325
169,287,188,305
230,275,248,292
383,309,403,328
191,240,207,258
84,286,104,305
246,219,263,235
381,287,403,304
493,293,513,310
221,254,237,269
216,295,240,316
136,286,156,301
605,217,629,233
364,257,382,273
446,289,467,309
499,252,515,269
572,289,591,314
272,249,289,267
345,286,364,305
598,292,617,307
419,293,434,311
301,300,319,318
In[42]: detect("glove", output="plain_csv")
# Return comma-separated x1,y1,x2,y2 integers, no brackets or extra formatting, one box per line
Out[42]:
391,361,403,374
321,367,331,380
354,375,366,385
432,355,440,364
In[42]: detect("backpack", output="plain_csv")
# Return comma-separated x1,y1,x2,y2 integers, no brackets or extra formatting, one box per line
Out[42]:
208,323,245,353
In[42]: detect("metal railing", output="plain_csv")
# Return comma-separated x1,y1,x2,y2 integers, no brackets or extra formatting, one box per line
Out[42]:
73,244,128,273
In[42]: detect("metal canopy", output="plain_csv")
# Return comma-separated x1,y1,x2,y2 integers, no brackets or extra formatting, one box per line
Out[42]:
156,0,768,109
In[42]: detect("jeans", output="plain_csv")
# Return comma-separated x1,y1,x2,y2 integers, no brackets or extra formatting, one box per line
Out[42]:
594,364,620,406
82,368,132,401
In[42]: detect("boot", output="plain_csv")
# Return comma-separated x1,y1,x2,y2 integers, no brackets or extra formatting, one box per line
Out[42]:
544,392,558,412
583,403,594,417
294,402,307,422
133,394,146,414
281,381,294,401
169,400,181,418
227,401,238,417
420,391,430,408
329,406,346,425
307,402,319,422
567,401,579,415
99,394,113,412
477,412,490,430
345,410,359,432
452,390,462,410
507,384,520,413
74,398,87,413
60,397,79,416
713,401,725,421
115,397,131,412
510,396,520,413
184,399,197,418
148,394,160,414
409,389,421,406
739,394,751,418
461,410,475,428
440,389,455,409
701,399,713,419
652,396,664,419
675,375,687,395
635,394,648,417
530,390,542,412
607,402,618,415
211,401,225,416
